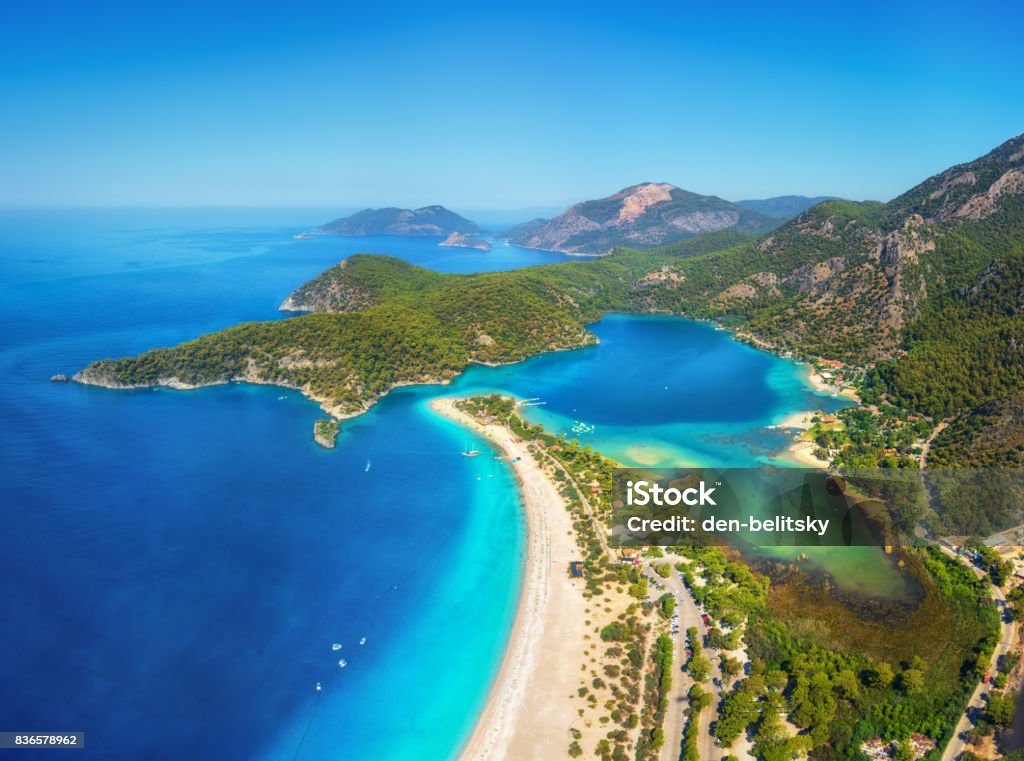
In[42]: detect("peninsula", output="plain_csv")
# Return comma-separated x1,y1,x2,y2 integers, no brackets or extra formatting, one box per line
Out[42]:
74,132,1024,533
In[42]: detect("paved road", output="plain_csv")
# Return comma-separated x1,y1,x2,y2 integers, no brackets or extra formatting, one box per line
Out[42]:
642,561,699,761
940,547,1015,761
696,643,724,761
642,558,728,761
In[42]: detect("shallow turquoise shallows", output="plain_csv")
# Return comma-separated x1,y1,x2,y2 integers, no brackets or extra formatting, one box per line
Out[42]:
0,209,891,760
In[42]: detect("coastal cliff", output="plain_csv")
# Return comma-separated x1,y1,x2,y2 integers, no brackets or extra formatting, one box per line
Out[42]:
280,256,448,313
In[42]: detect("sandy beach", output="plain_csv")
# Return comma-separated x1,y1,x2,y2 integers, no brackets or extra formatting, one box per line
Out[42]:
803,365,860,402
774,362,864,468
431,398,587,761
776,410,832,468
786,439,830,468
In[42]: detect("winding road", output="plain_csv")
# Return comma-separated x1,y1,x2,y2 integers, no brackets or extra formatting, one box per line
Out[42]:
940,547,1015,761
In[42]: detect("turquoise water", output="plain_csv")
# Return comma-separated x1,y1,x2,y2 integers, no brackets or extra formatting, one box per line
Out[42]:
0,210,540,761
0,209,898,759
439,313,837,467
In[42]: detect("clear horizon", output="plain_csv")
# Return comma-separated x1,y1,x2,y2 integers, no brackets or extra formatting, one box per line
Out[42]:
2,1,1022,208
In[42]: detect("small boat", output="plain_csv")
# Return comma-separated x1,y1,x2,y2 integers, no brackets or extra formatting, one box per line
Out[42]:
338,659,347,668
359,637,366,646
332,643,342,651
461,449,480,457
316,682,322,692
365,459,371,472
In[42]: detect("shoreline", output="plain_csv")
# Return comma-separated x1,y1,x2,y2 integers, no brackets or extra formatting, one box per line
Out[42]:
430,397,585,761
776,409,832,468
802,363,861,402
774,365,860,469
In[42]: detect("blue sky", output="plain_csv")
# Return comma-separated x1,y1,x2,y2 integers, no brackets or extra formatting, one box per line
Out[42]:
1,0,1022,210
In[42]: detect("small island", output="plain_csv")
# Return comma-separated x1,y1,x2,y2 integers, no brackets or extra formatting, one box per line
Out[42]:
313,418,340,448
438,232,491,251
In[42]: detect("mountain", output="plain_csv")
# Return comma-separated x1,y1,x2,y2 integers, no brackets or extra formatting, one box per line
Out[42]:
626,134,1024,358
316,205,481,236
77,133,1024,478
628,133,1024,477
736,195,841,218
508,183,778,255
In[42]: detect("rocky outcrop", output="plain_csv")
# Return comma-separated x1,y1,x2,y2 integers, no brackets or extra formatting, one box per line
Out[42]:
631,265,685,290
789,258,847,293
280,260,374,313
875,216,935,266
952,168,1024,221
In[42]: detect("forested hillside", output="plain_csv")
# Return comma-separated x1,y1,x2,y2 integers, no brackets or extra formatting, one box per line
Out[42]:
78,134,1024,477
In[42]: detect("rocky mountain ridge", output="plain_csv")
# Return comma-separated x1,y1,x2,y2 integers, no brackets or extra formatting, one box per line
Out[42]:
509,182,778,255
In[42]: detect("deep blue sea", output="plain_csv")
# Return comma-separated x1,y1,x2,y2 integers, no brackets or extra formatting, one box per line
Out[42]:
0,208,858,760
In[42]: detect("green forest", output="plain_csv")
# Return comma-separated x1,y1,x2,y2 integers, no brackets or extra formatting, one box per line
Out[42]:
79,134,1024,529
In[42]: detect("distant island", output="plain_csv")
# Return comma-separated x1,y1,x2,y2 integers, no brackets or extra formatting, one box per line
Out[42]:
314,205,481,237
439,232,491,251
507,182,779,255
